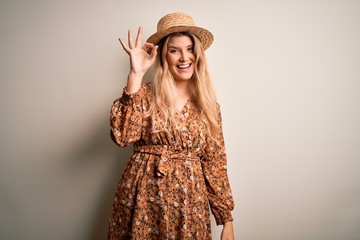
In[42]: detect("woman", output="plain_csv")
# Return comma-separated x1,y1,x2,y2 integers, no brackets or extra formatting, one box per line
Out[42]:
108,12,234,239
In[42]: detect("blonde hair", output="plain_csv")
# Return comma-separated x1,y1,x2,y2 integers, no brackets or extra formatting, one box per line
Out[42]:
145,32,219,138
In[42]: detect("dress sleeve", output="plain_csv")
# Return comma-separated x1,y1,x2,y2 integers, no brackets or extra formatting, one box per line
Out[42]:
110,85,147,147
202,104,235,225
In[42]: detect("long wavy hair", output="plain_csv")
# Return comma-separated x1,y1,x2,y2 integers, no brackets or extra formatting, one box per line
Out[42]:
145,32,219,139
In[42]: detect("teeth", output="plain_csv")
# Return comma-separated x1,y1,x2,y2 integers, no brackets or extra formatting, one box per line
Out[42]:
178,64,190,69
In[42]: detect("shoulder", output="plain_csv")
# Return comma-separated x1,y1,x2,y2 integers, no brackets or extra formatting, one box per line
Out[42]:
139,82,154,99
215,101,222,114
139,82,152,93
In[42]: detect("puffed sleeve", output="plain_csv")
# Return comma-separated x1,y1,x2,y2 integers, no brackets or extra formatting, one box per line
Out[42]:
110,84,148,147
202,104,234,225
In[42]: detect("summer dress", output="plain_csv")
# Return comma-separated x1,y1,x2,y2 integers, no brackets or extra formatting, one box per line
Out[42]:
108,83,234,239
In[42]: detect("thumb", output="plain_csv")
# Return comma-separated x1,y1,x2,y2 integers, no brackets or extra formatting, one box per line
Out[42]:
149,45,158,62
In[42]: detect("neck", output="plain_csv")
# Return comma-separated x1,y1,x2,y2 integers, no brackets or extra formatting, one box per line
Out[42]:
174,80,191,98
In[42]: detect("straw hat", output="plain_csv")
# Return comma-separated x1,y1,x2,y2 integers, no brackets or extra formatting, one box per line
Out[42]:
146,12,214,50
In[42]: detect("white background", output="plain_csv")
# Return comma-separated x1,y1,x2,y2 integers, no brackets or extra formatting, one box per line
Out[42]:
1,0,359,239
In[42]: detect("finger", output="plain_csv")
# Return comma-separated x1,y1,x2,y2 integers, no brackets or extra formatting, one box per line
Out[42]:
143,42,155,55
118,38,130,53
143,42,155,51
128,29,134,49
149,45,158,62
135,26,142,48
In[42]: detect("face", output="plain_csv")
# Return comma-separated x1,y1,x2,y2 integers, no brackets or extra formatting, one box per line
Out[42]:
166,35,195,82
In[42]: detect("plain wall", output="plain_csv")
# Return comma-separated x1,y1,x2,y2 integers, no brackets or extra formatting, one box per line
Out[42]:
1,0,360,239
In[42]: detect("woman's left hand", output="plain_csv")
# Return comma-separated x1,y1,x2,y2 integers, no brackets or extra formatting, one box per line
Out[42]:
221,221,235,240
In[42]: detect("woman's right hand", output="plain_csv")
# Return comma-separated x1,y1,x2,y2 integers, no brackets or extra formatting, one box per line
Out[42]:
118,27,158,93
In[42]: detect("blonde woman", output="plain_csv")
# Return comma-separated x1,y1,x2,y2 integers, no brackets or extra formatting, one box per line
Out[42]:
108,12,234,239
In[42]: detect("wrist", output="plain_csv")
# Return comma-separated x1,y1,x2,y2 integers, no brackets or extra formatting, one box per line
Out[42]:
128,71,144,81
126,72,143,94
223,221,233,228
129,70,145,78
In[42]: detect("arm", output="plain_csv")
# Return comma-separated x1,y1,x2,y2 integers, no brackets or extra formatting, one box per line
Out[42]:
201,104,235,227
110,85,146,147
221,221,235,240
110,27,158,147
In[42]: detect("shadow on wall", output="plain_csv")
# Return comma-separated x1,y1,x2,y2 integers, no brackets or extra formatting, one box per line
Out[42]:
65,65,156,240
89,147,132,240
67,116,133,240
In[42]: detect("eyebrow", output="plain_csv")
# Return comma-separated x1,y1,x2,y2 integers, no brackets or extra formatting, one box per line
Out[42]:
168,44,193,49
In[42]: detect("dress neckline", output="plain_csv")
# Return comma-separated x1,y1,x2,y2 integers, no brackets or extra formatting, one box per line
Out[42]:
176,97,191,114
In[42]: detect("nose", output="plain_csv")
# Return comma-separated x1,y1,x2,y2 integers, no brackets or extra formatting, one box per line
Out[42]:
180,51,189,62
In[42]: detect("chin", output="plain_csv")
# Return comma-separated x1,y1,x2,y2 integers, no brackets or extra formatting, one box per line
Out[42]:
174,75,193,82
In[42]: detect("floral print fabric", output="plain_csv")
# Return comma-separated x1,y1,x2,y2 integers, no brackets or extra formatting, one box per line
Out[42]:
108,83,234,239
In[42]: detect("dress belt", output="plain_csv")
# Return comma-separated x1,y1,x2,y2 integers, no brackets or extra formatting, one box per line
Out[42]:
133,145,200,177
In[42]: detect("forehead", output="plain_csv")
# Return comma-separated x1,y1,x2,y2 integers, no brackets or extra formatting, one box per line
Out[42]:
167,35,193,47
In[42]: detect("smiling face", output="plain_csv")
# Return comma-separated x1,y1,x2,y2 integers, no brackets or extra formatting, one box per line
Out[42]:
166,34,195,82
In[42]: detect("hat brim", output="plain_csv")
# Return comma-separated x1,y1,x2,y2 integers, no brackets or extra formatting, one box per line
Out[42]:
146,25,214,50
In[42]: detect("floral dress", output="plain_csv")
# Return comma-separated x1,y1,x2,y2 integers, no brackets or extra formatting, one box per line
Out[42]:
108,83,234,239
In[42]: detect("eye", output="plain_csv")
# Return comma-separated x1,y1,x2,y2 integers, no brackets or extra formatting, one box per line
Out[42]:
188,47,194,52
170,49,179,53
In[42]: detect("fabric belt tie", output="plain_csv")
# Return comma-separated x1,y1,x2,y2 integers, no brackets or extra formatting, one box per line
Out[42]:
134,145,200,177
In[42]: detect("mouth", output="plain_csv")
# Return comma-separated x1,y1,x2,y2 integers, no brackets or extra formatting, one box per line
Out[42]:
177,63,191,69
